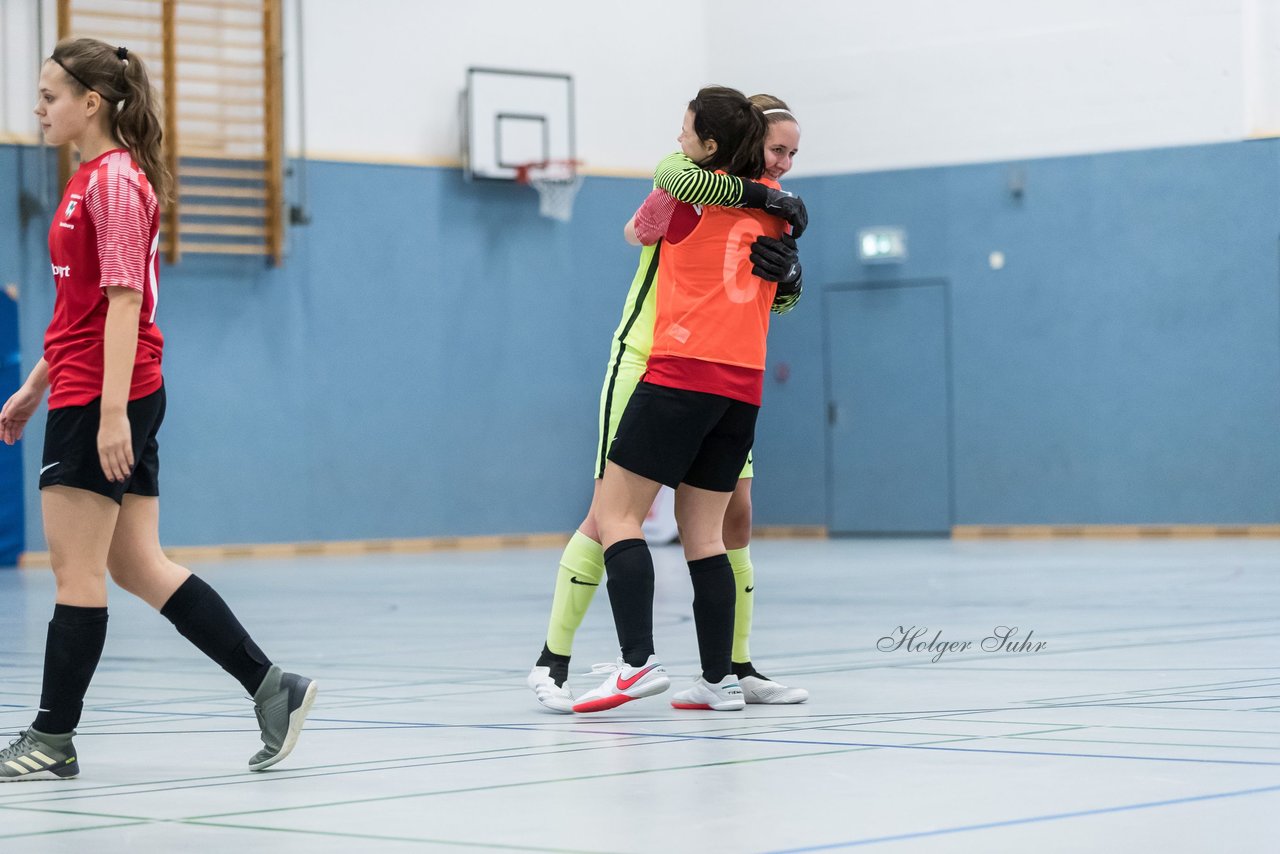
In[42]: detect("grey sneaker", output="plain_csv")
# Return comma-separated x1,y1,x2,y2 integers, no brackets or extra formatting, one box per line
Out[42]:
249,666,316,771
0,729,79,781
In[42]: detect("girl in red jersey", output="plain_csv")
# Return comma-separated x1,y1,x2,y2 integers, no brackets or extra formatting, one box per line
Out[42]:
0,39,314,781
573,91,800,713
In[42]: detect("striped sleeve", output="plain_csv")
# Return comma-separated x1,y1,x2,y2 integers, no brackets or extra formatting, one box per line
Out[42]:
771,279,803,315
652,151,745,206
85,155,154,293
633,188,679,245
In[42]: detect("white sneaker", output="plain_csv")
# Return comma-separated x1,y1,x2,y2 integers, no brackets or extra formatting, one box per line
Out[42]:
527,666,574,714
670,675,745,711
572,656,669,713
740,674,809,705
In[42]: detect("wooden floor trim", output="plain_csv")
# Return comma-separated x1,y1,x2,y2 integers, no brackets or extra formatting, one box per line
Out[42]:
17,532,574,569
752,525,829,539
21,524,1270,567
14,526,833,568
952,524,1280,539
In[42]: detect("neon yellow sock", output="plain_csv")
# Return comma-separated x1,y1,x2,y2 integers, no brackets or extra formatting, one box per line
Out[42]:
545,531,605,657
728,546,754,664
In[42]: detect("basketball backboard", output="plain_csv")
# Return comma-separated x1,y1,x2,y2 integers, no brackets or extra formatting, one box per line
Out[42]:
463,68,575,181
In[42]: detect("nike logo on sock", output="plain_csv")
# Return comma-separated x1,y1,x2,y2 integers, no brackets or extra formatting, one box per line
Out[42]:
40,462,59,475
744,586,754,593
570,577,599,586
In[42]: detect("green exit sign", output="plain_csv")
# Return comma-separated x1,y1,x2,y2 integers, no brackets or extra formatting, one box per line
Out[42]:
858,227,907,263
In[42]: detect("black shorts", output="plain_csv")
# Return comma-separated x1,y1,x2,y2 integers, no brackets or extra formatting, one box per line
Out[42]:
606,381,758,493
40,385,166,504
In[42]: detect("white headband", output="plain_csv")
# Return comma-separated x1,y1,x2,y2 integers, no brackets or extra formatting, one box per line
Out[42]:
763,108,794,118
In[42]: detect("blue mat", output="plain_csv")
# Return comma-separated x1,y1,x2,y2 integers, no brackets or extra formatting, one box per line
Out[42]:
0,290,23,567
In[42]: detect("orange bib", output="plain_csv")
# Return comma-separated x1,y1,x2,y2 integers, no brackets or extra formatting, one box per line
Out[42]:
651,189,785,371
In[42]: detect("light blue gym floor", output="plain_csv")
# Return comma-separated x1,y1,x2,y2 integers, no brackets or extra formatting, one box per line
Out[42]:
1,538,1278,852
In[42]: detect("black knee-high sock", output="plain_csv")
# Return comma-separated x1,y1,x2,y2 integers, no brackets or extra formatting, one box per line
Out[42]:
604,539,655,667
688,554,736,683
32,604,109,734
160,575,272,694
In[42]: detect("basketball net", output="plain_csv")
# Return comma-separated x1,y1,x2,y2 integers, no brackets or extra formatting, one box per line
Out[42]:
515,160,583,222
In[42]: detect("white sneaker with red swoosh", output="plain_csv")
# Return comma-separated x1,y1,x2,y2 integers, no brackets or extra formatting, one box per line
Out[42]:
670,675,745,711
572,656,670,713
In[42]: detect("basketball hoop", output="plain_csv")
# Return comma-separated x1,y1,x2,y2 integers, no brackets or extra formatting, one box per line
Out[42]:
514,160,583,222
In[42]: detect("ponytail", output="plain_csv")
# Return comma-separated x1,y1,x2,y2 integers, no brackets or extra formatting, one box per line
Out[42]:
48,38,172,204
115,52,171,204
721,102,768,179
687,86,768,179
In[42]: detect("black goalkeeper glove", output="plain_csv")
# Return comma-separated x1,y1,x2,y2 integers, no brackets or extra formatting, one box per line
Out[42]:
750,234,801,283
740,181,808,238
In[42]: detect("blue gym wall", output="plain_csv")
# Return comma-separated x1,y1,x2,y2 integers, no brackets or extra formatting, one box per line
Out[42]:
4,137,1280,553
2,146,651,550
768,139,1280,527
0,145,42,564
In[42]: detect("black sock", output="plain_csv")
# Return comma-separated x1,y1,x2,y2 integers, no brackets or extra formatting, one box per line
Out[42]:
536,643,570,687
160,575,272,694
733,661,763,680
604,539,655,667
32,604,109,734
689,554,736,683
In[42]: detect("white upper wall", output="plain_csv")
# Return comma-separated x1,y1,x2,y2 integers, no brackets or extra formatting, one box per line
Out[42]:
0,0,41,142
284,0,711,172
0,0,712,174
713,0,1276,174
3,0,1277,175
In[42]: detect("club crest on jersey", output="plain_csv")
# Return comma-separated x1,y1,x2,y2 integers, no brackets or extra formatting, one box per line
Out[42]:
64,200,77,217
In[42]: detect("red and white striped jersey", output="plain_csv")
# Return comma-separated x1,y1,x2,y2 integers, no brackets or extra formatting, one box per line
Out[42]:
44,148,163,409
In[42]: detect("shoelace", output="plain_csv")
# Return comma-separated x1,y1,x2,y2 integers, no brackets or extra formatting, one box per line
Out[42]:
587,659,626,676
1,733,32,759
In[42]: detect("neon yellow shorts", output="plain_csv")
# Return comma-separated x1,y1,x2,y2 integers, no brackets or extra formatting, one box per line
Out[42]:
594,342,753,481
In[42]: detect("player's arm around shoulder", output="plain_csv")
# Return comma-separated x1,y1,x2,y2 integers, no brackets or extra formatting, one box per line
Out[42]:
748,233,804,315
771,276,803,315
628,188,679,246
652,151,745,207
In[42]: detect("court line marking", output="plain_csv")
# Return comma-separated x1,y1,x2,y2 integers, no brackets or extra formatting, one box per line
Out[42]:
6,820,152,840
2,725,1252,820
1,808,612,853
1002,733,1280,752
178,819,623,853
0,727,864,807
763,783,1280,852
4,705,1274,810
0,743,876,824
